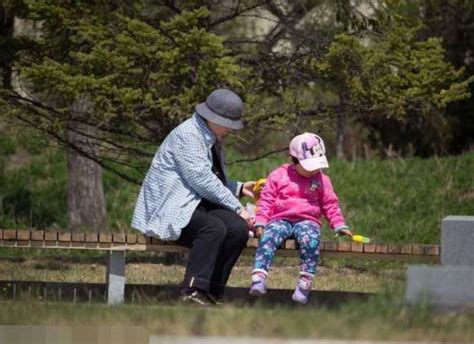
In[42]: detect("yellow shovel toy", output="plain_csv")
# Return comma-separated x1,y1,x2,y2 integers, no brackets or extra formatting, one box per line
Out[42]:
335,233,371,243
351,234,371,243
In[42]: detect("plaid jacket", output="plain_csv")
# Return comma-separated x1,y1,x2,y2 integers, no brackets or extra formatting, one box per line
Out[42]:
131,114,243,240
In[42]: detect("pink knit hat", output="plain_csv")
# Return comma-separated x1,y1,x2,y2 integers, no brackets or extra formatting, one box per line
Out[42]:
289,133,329,171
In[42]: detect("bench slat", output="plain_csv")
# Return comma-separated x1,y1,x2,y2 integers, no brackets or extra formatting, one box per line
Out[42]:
58,232,71,242
17,230,30,241
363,243,376,253
31,231,44,241
3,230,16,240
85,233,98,243
283,240,297,250
424,244,440,255
324,241,338,251
58,241,71,248
113,234,126,243
375,244,388,253
337,241,351,252
400,244,413,254
127,234,137,244
412,244,424,255
45,232,58,241
351,242,363,252
72,233,85,242
99,233,112,243
246,238,259,248
388,244,401,254
0,230,440,262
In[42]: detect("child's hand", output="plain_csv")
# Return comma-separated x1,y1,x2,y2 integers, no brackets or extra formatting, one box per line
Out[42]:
338,229,353,237
254,226,264,238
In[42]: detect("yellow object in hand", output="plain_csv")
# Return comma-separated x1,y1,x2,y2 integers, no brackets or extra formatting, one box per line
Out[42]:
252,178,266,201
335,233,371,243
352,235,370,243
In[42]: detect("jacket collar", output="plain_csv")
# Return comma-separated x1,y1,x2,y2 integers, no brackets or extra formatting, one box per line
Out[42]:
192,113,216,148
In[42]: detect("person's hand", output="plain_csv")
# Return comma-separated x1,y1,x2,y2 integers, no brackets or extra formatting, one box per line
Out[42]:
338,229,353,237
254,225,264,238
241,181,256,198
239,208,254,228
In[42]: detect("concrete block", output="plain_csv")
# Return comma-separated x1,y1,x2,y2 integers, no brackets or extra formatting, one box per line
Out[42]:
405,265,474,311
106,251,126,305
441,216,474,265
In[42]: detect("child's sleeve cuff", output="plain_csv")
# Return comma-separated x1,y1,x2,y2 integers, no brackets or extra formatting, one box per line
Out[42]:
334,225,349,233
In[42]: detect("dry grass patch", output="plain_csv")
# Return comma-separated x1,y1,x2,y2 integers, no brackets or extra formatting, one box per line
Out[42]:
0,257,405,292
0,259,106,283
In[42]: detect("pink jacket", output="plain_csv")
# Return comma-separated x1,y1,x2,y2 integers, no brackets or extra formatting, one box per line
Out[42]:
255,164,347,230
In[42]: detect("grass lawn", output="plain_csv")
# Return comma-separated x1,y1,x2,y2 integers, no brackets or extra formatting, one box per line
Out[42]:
0,295,472,342
1,255,473,341
0,255,406,292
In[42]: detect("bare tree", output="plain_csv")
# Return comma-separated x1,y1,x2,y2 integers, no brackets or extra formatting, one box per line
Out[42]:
66,99,107,231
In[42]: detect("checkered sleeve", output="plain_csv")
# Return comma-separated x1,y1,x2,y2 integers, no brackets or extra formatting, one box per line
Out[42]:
173,133,242,212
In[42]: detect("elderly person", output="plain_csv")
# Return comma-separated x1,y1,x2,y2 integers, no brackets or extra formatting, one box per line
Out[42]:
132,89,255,306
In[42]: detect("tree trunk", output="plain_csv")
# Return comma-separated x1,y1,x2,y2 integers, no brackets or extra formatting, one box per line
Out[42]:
0,5,14,89
335,112,346,160
66,99,107,232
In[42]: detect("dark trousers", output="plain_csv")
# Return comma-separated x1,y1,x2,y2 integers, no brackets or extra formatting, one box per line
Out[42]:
177,201,248,298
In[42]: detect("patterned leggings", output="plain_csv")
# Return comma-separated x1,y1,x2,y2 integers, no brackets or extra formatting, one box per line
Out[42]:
254,219,321,276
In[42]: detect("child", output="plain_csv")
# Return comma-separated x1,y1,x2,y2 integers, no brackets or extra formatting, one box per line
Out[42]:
249,133,352,304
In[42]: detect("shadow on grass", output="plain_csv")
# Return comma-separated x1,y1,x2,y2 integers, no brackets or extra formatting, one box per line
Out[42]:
139,284,374,309
0,280,373,309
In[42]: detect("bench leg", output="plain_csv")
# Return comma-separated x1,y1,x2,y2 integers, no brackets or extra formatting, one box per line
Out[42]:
106,251,126,305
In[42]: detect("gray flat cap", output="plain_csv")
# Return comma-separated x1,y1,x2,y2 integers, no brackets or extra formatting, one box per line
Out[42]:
195,89,244,130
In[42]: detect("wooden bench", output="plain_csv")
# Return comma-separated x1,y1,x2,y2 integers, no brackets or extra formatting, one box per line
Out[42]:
0,229,440,304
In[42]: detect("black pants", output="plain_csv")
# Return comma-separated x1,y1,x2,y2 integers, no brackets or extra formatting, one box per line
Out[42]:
176,201,248,298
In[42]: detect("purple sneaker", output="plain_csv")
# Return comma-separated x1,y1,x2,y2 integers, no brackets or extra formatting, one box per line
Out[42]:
249,279,267,296
292,279,311,304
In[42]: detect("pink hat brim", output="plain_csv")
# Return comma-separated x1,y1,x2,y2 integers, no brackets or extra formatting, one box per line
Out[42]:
299,156,329,171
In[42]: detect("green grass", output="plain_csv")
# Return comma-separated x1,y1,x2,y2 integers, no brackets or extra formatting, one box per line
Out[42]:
0,295,472,341
329,155,473,243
